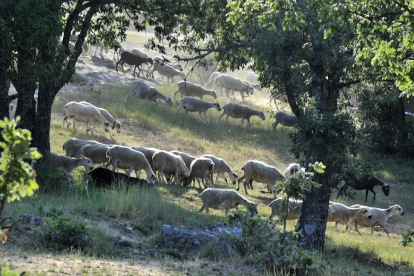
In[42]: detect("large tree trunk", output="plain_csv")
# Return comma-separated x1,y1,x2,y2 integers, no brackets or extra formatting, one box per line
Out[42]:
0,59,10,121
33,84,55,166
13,58,36,134
297,177,331,250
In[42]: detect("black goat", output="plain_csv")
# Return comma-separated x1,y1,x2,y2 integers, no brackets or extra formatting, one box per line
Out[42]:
337,174,390,202
87,167,148,188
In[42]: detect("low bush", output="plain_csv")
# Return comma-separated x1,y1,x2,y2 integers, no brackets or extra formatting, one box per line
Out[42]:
37,208,90,251
227,206,313,273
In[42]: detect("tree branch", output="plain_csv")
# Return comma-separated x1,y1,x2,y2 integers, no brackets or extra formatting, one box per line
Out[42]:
395,0,414,15
173,44,245,62
62,0,85,54
0,197,6,218
335,79,362,89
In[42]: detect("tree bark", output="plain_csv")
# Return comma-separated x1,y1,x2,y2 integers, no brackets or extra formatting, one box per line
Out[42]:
13,58,36,134
396,95,407,147
33,84,54,166
297,176,331,250
0,58,10,122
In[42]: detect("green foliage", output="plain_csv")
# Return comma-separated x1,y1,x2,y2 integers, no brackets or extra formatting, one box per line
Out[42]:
0,267,20,276
0,117,41,204
227,210,313,272
37,208,90,251
357,84,414,156
400,229,414,247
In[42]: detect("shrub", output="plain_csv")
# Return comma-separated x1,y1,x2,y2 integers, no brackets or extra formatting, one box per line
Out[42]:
227,207,313,273
401,229,414,247
37,208,90,251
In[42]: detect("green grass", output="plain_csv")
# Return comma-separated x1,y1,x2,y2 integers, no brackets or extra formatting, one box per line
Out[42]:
3,82,414,275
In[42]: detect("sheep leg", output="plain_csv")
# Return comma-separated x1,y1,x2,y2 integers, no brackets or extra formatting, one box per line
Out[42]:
203,111,209,123
125,166,133,177
247,119,251,130
197,111,202,119
226,115,230,124
172,89,180,101
240,118,244,126
242,180,250,195
217,111,225,123
354,223,362,235
240,91,245,103
198,202,207,213
174,105,184,115
237,174,246,191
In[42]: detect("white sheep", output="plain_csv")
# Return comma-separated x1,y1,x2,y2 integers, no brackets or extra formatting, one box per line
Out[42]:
205,72,225,89
63,102,110,134
272,111,298,130
173,81,217,101
106,146,156,185
237,160,284,196
78,101,122,134
268,199,336,221
217,102,265,129
70,73,94,91
78,144,112,166
152,150,190,185
350,204,405,238
174,96,221,123
186,157,215,188
151,62,185,84
62,138,103,158
201,154,238,185
126,80,172,106
131,48,149,59
131,146,161,170
50,152,94,182
198,188,256,215
213,75,254,102
284,163,303,178
245,71,258,84
328,202,373,232
170,150,197,170
268,199,303,220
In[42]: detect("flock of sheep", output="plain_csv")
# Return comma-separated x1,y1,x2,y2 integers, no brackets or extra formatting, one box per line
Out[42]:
49,43,405,238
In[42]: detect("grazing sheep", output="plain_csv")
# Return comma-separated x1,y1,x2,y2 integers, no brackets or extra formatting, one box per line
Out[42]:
337,174,390,202
205,72,225,89
116,51,153,77
185,157,215,188
328,202,372,232
151,62,185,84
217,102,265,129
175,97,221,123
126,80,172,106
131,48,149,59
198,188,256,215
272,112,298,129
284,163,303,178
268,87,288,110
201,154,238,185
170,150,197,170
173,81,217,101
88,167,148,188
268,199,303,220
106,146,156,185
268,199,336,221
50,152,94,182
62,138,103,158
70,73,94,91
131,146,161,170
245,71,258,84
63,102,110,134
350,204,404,238
237,160,284,196
213,75,254,102
152,150,190,185
78,101,122,134
78,144,112,166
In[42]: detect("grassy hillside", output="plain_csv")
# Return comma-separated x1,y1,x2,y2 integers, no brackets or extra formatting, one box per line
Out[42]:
2,82,413,275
